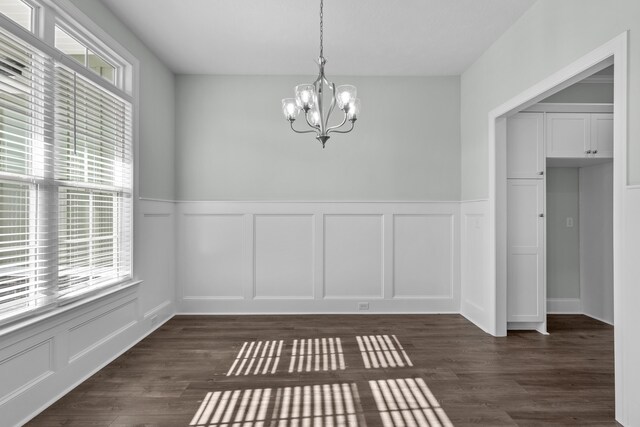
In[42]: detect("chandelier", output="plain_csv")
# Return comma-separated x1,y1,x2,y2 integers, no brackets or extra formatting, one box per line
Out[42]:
281,0,360,148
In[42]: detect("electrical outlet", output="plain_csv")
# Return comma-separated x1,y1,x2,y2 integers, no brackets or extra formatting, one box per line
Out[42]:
566,217,574,228
358,302,369,311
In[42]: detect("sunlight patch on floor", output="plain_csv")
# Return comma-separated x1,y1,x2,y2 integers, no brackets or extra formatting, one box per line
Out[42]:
226,340,284,376
190,383,364,426
370,378,453,427
288,338,346,373
356,335,413,369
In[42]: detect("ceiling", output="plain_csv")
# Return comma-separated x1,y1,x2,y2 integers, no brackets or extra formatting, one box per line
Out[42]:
100,0,536,76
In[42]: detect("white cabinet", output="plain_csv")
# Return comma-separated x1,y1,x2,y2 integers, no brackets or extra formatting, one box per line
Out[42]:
507,113,544,179
546,113,613,158
546,113,590,158
507,179,544,323
590,113,614,158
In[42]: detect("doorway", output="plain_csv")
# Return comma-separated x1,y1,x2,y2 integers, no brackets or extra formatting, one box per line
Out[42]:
504,70,615,334
487,31,627,420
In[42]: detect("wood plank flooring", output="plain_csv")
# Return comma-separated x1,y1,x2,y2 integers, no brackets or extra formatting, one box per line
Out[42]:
27,314,615,426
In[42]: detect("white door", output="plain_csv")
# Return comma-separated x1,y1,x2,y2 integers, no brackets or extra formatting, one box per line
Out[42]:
590,113,614,158
507,179,544,322
546,113,590,158
507,113,545,178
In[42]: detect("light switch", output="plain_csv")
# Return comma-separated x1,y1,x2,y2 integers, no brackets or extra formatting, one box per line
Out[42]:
566,217,574,228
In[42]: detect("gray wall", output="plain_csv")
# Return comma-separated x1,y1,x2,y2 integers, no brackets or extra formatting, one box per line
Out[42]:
461,0,640,199
70,0,176,200
542,82,613,104
546,167,580,299
175,75,460,201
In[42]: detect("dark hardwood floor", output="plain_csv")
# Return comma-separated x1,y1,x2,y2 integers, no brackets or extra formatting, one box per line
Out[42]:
27,314,615,426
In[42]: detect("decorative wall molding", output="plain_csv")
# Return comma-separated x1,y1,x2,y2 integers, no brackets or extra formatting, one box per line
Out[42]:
176,201,461,314
459,200,490,332
0,339,53,406
0,199,177,427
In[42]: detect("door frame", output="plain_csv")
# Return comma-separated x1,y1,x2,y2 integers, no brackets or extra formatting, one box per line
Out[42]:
487,30,627,413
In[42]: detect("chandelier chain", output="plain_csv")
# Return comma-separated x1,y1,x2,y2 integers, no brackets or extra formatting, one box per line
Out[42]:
319,0,324,59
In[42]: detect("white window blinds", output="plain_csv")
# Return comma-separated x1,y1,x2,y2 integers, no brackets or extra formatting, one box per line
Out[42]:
0,26,56,322
0,23,133,324
54,65,132,300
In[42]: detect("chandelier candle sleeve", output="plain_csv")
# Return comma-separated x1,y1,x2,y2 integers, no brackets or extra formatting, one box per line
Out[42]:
281,0,360,148
282,98,300,121
336,85,356,110
295,84,316,110
347,99,361,121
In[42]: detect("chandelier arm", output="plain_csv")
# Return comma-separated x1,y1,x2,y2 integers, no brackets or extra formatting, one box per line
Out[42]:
327,121,355,134
290,121,319,134
327,112,348,133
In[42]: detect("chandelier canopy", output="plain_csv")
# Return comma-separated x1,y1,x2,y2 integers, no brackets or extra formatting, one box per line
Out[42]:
281,0,360,148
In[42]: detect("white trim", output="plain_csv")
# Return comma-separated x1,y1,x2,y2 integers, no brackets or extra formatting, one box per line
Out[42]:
171,199,466,204
141,198,492,204
174,311,461,316
487,31,628,421
546,298,582,314
523,103,613,113
582,75,614,84
583,312,614,326
0,281,141,339
459,198,490,203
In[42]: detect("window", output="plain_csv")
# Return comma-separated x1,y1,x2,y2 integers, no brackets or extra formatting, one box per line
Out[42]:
55,25,116,84
0,0,33,32
0,2,133,325
54,65,132,299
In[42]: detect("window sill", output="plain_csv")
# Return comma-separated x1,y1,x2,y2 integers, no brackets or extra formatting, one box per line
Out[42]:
0,279,142,339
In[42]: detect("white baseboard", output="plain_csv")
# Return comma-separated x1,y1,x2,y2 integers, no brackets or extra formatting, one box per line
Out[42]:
547,298,582,314
583,312,614,326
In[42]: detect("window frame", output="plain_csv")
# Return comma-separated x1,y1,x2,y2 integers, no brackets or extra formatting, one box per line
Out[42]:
0,0,138,326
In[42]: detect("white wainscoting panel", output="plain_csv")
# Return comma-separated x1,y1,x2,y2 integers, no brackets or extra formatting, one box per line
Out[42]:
622,186,640,426
460,200,491,332
0,199,177,427
67,299,137,363
137,201,177,318
0,339,53,405
393,214,454,298
324,215,384,299
254,215,315,299
180,214,246,299
177,201,460,313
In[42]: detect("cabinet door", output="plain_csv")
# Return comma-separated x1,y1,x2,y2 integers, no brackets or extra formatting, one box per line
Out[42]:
546,113,590,157
507,113,544,178
507,179,544,323
590,113,613,158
